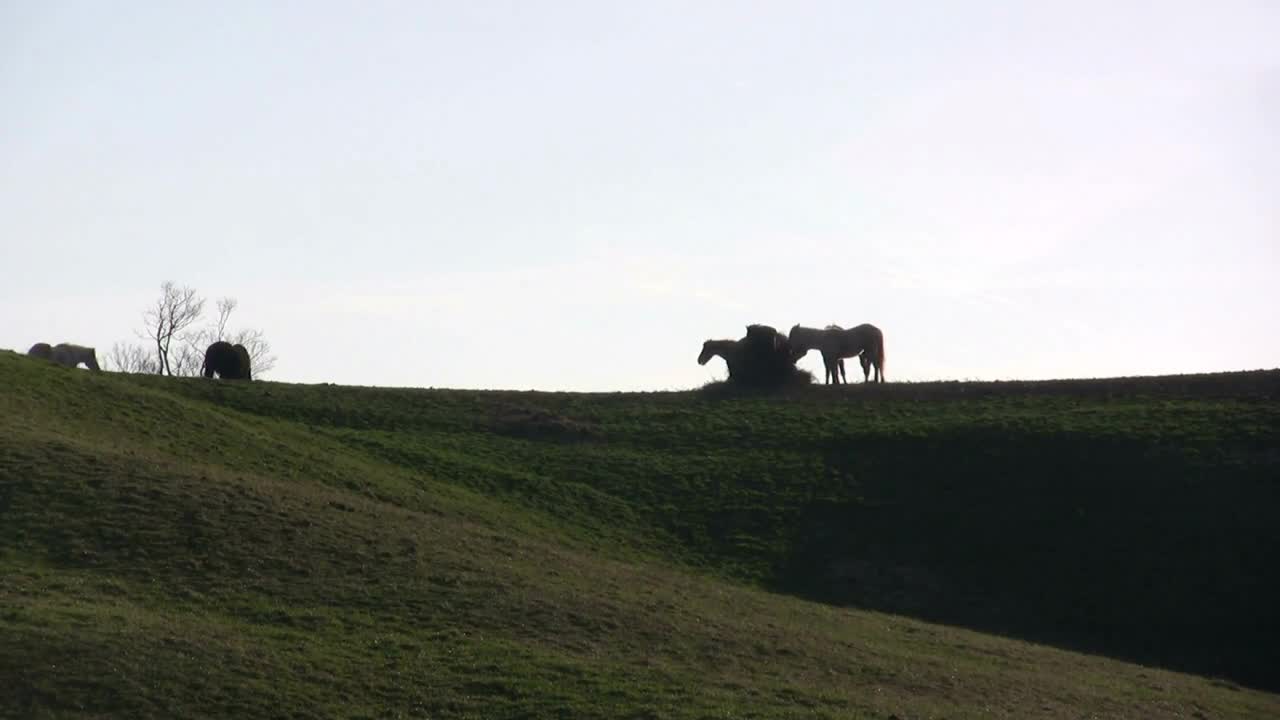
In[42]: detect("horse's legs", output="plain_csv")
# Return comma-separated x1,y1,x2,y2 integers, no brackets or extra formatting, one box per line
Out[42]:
822,353,836,384
838,357,847,384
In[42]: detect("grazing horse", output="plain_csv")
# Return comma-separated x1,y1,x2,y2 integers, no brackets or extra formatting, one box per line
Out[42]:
202,340,251,380
801,325,852,385
50,343,101,371
233,343,252,381
789,323,886,383
699,324,804,387
745,324,784,351
27,343,54,361
788,325,849,385
742,324,799,382
822,326,874,384
698,339,743,376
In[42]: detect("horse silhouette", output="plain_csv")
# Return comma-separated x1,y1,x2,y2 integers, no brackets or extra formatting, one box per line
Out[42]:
698,324,803,387
50,343,101,371
202,341,252,380
27,343,53,361
789,323,885,383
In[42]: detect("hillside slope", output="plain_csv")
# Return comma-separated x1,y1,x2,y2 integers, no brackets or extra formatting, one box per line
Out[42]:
1,352,1277,718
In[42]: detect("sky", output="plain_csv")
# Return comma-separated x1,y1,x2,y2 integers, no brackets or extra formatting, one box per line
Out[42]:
2,1,1277,390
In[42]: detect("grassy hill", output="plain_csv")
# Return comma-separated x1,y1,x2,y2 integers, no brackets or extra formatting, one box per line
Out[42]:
1,350,1277,718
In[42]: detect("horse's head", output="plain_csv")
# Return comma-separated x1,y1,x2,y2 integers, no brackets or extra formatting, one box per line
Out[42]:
788,325,809,350
789,325,821,362
697,340,715,366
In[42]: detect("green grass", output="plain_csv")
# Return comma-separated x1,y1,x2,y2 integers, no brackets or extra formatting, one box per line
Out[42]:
1,350,1277,718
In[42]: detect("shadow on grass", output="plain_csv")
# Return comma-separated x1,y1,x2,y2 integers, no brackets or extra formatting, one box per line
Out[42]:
769,429,1280,691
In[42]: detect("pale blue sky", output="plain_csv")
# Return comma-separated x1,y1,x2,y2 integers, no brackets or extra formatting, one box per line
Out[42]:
2,2,1277,390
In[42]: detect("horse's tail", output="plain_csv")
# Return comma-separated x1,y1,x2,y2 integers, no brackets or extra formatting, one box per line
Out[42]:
877,331,887,382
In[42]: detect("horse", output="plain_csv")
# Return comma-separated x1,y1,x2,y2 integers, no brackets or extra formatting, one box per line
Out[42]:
742,324,800,382
788,325,850,385
745,324,784,352
50,343,101,371
202,340,252,380
822,326,874,384
698,324,789,371
27,343,54,361
789,323,886,383
233,344,252,381
799,325,851,385
698,339,743,376
699,324,806,387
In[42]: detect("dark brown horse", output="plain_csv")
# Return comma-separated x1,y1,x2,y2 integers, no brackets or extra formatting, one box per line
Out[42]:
202,341,252,380
698,324,804,387
27,343,54,361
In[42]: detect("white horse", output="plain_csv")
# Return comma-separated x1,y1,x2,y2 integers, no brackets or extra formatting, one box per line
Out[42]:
50,343,101,372
788,323,885,384
824,326,874,384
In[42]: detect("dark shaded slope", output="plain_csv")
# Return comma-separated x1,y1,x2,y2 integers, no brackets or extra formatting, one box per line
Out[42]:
777,426,1279,689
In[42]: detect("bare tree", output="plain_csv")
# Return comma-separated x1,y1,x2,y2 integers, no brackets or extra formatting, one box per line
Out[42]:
212,297,236,341
143,282,205,376
227,326,277,376
105,342,159,374
118,283,276,378
168,341,206,378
